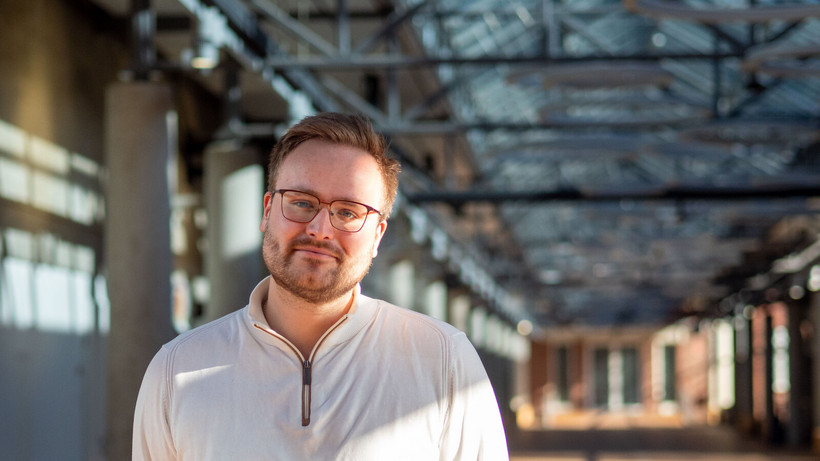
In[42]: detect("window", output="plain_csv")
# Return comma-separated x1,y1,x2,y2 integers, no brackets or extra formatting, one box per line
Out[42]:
663,345,677,401
556,346,570,402
622,347,640,404
594,348,609,408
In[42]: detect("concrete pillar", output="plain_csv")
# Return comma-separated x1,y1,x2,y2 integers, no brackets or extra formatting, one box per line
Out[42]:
763,313,776,443
423,280,447,321
734,312,755,433
449,294,470,333
104,81,176,460
529,340,548,423
389,259,415,310
200,142,264,323
810,291,820,453
787,297,812,447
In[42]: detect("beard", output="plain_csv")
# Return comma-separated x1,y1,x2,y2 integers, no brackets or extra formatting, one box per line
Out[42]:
262,229,375,304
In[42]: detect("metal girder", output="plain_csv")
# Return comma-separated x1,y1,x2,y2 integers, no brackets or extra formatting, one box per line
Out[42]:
238,112,819,136
176,0,343,113
353,1,430,54
560,15,621,56
402,73,473,121
703,24,747,53
237,116,711,137
249,0,337,56
406,183,820,206
130,0,155,79
319,74,387,122
210,0,269,55
264,51,744,70
276,5,626,20
250,0,428,58
338,0,350,54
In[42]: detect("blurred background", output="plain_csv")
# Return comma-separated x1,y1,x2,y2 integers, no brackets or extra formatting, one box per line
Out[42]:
0,0,819,459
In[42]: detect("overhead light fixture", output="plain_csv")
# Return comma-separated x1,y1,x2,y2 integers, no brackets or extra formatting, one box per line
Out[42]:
191,39,219,69
183,6,225,70
181,31,220,70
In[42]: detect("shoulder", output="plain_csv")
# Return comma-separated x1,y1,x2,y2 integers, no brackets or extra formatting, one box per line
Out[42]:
158,308,248,368
359,295,477,359
364,295,464,337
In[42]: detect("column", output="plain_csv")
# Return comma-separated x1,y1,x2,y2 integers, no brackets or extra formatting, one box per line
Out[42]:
734,310,755,433
787,296,811,446
423,280,447,321
104,81,176,460
811,291,820,453
529,340,548,424
201,142,264,323
763,312,776,443
389,259,415,310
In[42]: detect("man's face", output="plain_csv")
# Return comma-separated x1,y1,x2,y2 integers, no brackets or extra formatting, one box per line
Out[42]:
259,139,388,304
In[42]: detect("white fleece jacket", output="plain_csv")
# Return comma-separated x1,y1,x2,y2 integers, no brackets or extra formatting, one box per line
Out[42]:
133,278,509,460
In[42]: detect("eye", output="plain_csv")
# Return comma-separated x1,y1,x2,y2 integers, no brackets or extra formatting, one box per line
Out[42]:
332,202,365,221
291,199,315,209
334,208,360,220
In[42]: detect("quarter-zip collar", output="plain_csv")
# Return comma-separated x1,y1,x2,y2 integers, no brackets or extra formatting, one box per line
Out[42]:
245,276,376,352
243,277,379,426
252,310,349,426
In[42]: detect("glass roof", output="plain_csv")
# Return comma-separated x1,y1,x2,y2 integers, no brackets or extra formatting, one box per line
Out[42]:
157,0,820,327
396,0,820,326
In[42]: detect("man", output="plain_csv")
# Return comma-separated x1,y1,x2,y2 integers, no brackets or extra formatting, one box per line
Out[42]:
133,113,508,460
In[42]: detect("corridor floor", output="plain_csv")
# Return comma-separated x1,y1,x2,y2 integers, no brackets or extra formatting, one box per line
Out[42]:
508,425,819,461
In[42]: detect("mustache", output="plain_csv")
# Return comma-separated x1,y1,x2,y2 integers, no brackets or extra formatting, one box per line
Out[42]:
287,236,344,258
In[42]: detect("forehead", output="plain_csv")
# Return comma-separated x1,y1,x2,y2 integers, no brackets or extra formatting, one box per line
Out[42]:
278,139,386,205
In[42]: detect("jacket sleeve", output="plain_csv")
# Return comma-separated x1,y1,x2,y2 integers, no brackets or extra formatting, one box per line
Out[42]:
441,333,509,461
133,346,177,461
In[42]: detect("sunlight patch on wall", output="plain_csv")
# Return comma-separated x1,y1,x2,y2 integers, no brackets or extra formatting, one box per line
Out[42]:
0,118,108,335
0,229,108,334
0,118,104,225
220,165,263,258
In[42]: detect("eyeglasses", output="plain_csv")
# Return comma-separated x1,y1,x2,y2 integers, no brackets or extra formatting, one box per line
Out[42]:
274,189,383,233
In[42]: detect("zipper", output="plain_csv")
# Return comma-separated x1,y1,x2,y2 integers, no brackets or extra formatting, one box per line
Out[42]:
253,316,349,427
301,360,311,426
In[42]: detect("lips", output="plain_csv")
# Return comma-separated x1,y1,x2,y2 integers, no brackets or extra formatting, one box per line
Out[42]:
292,245,341,260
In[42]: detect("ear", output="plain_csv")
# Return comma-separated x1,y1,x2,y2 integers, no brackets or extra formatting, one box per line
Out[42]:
260,192,273,232
371,219,388,258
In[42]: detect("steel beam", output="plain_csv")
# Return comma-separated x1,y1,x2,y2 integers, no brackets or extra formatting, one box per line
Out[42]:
176,0,342,113
353,1,430,54
264,51,743,70
130,0,155,79
338,0,350,55
276,5,625,20
406,183,820,206
249,0,336,56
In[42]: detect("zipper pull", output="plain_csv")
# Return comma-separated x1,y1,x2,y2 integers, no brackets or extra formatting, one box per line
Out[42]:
303,360,311,385
302,360,312,426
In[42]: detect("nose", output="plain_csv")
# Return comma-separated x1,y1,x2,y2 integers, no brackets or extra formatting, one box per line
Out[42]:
305,206,334,239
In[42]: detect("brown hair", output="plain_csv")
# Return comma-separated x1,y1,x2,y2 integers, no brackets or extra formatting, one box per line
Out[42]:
267,112,401,219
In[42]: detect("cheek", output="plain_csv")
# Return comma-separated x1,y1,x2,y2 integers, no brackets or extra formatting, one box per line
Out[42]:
346,235,379,260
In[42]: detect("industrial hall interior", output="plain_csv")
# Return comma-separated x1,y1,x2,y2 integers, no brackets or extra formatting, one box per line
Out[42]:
1,0,820,459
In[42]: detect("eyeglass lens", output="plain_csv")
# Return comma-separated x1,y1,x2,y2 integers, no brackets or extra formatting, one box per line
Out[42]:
280,190,370,232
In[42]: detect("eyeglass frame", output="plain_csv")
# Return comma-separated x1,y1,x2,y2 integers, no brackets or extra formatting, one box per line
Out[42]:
272,189,384,233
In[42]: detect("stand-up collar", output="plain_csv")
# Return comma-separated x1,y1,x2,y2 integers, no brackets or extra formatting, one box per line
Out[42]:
244,276,379,353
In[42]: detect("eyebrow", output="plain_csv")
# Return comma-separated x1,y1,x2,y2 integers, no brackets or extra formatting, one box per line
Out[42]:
281,186,366,205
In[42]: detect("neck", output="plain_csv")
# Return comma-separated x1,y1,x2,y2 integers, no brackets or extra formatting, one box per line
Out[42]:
262,281,355,358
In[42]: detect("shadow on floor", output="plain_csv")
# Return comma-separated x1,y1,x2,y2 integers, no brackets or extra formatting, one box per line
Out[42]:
507,425,818,461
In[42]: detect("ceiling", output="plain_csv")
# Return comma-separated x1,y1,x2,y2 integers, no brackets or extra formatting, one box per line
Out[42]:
87,0,820,330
